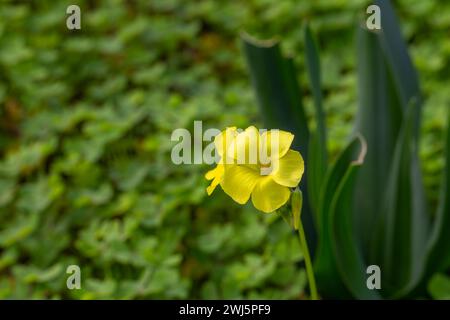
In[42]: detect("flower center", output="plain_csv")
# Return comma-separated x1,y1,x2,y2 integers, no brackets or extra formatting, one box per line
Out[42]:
259,161,273,176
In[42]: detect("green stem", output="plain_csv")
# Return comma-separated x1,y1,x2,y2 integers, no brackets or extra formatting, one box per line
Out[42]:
297,220,318,300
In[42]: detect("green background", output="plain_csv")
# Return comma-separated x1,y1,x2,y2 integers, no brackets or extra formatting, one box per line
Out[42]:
0,0,448,299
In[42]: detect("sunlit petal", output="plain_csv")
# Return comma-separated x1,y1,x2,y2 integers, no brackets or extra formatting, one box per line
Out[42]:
271,150,304,187
251,176,291,213
214,127,237,157
226,126,259,165
205,164,224,195
259,130,294,160
220,164,260,204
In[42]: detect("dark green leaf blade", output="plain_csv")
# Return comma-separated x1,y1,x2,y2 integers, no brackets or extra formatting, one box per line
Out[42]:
374,0,421,109
425,110,450,275
380,103,429,298
304,24,327,213
354,25,402,261
330,136,381,299
314,137,364,298
304,24,326,147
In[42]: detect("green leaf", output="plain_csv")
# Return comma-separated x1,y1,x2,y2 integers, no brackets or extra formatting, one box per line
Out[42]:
330,136,381,299
425,110,450,275
22,264,63,284
0,213,39,247
304,24,327,213
374,0,421,104
314,136,365,298
380,104,429,298
0,139,57,177
17,175,63,214
0,178,16,207
374,0,422,134
355,3,428,298
304,25,326,146
353,26,403,258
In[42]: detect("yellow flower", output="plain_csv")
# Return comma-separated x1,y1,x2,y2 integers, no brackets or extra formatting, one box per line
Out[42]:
205,126,304,213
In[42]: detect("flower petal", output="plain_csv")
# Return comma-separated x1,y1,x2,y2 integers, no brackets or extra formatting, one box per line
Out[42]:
259,130,294,159
251,177,291,213
205,164,224,195
220,164,260,204
205,166,218,180
206,179,219,195
214,127,237,158
271,150,304,187
226,126,259,165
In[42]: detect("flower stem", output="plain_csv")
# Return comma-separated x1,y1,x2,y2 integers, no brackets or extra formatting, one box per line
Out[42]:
297,220,318,300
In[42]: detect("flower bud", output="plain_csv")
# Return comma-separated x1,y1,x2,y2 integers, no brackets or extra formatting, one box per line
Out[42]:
291,188,303,230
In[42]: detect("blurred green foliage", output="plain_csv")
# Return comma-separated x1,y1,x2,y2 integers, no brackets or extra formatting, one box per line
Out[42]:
428,273,450,299
0,0,447,299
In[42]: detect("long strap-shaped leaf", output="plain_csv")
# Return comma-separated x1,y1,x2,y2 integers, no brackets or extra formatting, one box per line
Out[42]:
304,24,328,217
425,110,450,276
374,0,422,136
354,26,403,258
381,103,429,298
304,25,326,147
314,137,365,298
356,1,427,298
330,135,381,299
